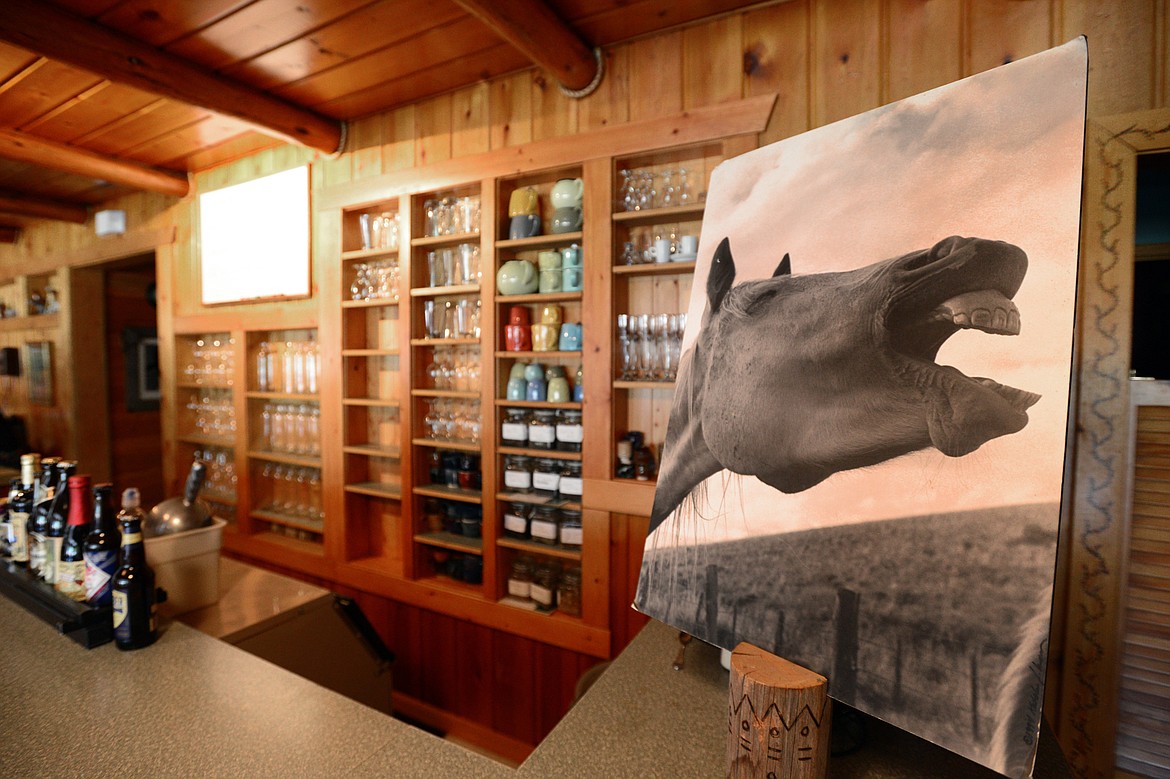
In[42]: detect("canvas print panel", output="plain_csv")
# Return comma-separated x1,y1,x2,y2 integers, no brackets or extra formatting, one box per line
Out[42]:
635,40,1086,778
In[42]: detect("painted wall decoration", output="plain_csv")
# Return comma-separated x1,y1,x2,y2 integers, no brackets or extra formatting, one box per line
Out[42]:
635,39,1087,778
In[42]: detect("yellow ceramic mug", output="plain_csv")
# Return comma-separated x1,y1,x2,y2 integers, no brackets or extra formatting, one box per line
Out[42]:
508,186,539,217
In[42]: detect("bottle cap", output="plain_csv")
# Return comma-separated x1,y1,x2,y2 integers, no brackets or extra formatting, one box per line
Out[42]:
122,487,141,509
20,453,39,465
67,474,91,489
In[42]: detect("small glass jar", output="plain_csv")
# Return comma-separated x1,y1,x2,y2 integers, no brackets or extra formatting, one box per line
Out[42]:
457,453,481,491
423,498,444,533
558,462,583,500
503,454,533,493
531,561,559,609
529,506,560,545
555,409,584,452
558,508,583,547
507,556,535,600
528,409,557,450
558,566,582,616
533,458,561,497
501,408,530,447
502,501,531,539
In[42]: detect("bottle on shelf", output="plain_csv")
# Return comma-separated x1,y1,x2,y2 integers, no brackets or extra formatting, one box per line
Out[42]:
4,454,39,566
112,488,158,651
84,484,121,607
41,460,76,585
27,456,59,577
56,474,93,601
2,476,17,560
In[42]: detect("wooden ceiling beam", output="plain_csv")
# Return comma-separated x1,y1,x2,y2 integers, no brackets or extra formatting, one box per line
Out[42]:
0,0,344,154
0,129,189,197
0,226,19,244
0,192,89,223
453,0,600,93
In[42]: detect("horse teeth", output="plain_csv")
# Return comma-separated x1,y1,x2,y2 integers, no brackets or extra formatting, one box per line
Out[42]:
933,290,1021,335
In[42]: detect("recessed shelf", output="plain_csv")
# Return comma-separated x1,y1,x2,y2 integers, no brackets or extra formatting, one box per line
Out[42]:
493,399,582,410
412,484,482,504
246,391,320,401
342,398,401,409
342,297,400,309
494,291,583,304
496,231,582,250
497,537,582,561
414,531,483,555
251,509,324,533
612,261,696,276
409,283,480,298
497,491,581,511
497,446,582,461
342,444,402,458
611,203,705,225
247,450,322,468
612,380,675,390
411,231,480,248
341,348,400,356
411,389,480,399
341,247,400,261
345,482,403,500
494,350,582,359
411,438,482,453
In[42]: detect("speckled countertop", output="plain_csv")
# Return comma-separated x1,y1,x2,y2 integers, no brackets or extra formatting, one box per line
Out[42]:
2,592,1071,778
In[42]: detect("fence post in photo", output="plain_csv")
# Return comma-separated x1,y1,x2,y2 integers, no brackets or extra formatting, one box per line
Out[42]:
970,646,981,741
832,588,860,701
705,564,719,640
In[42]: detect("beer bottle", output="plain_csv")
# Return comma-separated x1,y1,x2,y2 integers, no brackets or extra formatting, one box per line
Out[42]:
83,484,121,607
5,455,38,565
56,474,92,601
42,460,76,585
27,456,58,577
112,488,157,650
1,476,17,560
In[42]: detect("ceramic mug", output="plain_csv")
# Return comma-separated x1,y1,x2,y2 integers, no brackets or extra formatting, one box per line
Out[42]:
562,265,583,292
526,378,547,401
550,177,584,209
561,243,582,267
540,303,562,325
504,324,531,351
523,363,545,381
539,268,562,294
530,323,559,351
679,234,699,256
509,214,542,240
506,377,527,400
558,322,583,351
497,260,539,295
654,238,672,263
545,365,566,381
547,377,571,403
550,206,582,234
509,305,530,326
537,250,562,270
509,186,539,217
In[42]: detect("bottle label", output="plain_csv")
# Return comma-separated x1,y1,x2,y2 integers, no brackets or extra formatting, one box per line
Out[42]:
528,425,556,444
84,549,117,604
501,423,528,442
507,579,531,598
28,531,45,573
530,519,558,541
555,424,584,444
560,526,583,546
122,531,142,545
503,513,527,534
533,471,560,492
503,470,532,490
112,590,128,631
42,537,63,584
56,561,86,601
8,511,28,562
559,476,583,496
531,583,554,607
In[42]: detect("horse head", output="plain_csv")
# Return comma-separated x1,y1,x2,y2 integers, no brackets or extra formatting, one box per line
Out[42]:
649,235,1039,533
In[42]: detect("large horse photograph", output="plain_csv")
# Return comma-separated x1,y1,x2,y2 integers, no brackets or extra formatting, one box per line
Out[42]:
635,40,1087,778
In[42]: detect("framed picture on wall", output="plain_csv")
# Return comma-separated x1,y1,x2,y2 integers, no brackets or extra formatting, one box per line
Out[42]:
122,326,160,412
26,341,52,406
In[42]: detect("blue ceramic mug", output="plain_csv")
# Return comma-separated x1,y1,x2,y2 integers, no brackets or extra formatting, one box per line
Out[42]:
506,377,527,400
562,265,583,292
509,214,542,240
526,378,547,401
558,322,583,351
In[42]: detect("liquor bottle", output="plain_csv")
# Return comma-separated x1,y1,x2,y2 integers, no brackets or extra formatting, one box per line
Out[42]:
56,474,92,601
112,488,157,650
83,484,121,607
4,455,38,565
41,460,76,585
27,456,60,578
1,476,17,560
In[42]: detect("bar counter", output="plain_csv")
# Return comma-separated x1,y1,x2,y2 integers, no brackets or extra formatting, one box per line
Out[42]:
2,593,1071,777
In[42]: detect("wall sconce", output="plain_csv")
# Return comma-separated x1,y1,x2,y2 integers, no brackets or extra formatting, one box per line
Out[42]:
95,209,127,236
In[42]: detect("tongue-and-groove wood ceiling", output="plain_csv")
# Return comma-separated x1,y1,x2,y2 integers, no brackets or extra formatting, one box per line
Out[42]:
0,0,760,230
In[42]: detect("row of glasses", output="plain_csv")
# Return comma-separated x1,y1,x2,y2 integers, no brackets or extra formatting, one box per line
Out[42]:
259,402,321,456
191,446,237,501
422,297,482,340
256,339,320,394
426,243,481,288
350,259,401,302
422,398,481,444
258,463,324,524
186,389,235,438
620,224,693,265
616,312,687,381
358,211,401,251
617,168,699,212
184,335,235,386
426,346,482,392
423,195,481,237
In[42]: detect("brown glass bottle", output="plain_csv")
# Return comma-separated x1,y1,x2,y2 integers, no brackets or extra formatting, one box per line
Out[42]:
112,488,157,650
41,460,76,585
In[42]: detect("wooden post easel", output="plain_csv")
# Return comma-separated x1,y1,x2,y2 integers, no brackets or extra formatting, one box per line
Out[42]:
727,642,831,778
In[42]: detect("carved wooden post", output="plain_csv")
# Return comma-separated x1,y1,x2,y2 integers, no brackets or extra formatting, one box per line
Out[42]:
727,642,831,779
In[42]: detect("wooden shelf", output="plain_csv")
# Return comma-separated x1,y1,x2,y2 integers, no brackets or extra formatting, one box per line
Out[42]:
410,337,480,347
177,381,233,390
493,399,582,410
0,312,60,332
247,450,322,468
494,291,583,304
177,433,235,448
411,231,480,248
410,389,479,399
341,297,400,309
411,438,482,452
611,203,705,225
414,531,483,555
612,260,696,276
581,477,654,516
342,444,401,458
496,231,582,249
413,484,482,504
251,508,325,533
497,445,582,461
494,350,582,359
341,348,400,356
415,575,485,597
497,491,581,511
497,537,582,561
613,380,675,390
341,246,400,261
246,391,319,401
250,531,325,556
345,482,402,500
409,283,480,298
342,398,401,409
201,489,238,505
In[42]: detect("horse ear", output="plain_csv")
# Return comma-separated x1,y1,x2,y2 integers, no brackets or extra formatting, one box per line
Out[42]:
707,237,736,312
772,253,791,277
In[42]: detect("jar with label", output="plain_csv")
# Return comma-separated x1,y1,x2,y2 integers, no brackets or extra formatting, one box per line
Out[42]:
502,501,531,539
501,408,530,447
558,566,582,616
558,462,583,501
503,455,533,493
555,409,584,452
507,556,535,601
531,561,559,609
558,508,583,547
529,506,560,545
528,409,557,450
533,458,561,497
